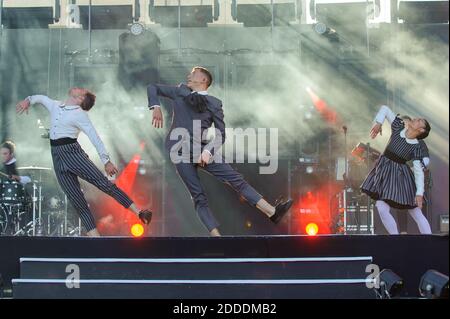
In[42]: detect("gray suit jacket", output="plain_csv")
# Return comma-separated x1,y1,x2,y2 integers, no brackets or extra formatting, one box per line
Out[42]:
147,83,226,157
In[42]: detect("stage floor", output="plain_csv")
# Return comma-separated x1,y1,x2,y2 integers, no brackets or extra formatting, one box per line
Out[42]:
1,234,448,298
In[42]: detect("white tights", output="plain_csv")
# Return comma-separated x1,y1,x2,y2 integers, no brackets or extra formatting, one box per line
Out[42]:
375,200,432,234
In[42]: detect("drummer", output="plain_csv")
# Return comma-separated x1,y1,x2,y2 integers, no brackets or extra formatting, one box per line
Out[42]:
1,141,32,184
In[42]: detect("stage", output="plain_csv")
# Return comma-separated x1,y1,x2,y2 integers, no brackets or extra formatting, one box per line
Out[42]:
0,234,448,299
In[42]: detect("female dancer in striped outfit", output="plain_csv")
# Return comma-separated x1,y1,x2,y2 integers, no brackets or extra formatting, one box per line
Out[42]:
361,105,432,234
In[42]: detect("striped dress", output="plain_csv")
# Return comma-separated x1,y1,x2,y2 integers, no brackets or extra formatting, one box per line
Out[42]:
361,117,429,209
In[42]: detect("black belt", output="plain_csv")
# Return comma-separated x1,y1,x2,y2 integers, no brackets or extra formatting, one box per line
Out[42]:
383,149,407,164
50,138,77,146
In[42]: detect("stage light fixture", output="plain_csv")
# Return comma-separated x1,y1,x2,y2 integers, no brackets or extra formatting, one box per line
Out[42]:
129,22,145,36
313,22,336,35
131,223,144,237
304,111,313,120
419,270,449,299
306,223,319,236
376,269,404,299
299,104,315,121
306,166,314,174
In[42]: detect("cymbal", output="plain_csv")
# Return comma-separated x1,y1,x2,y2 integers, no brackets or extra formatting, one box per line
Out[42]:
17,166,52,171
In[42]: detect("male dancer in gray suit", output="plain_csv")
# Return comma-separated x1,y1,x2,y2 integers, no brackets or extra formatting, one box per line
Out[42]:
147,66,292,236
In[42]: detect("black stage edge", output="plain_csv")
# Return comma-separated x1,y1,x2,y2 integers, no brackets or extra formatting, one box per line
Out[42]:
1,235,448,298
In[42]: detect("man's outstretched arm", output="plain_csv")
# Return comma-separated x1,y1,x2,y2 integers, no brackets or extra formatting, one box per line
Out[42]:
147,84,182,108
147,84,182,129
76,112,118,176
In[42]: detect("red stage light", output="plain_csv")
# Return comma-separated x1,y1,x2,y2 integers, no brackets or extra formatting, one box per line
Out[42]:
306,223,319,236
131,223,144,237
306,87,341,126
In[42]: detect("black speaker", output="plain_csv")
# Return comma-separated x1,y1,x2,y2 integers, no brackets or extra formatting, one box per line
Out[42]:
79,5,133,29
316,2,368,48
118,31,160,89
236,3,296,27
440,215,449,233
151,5,213,28
1,7,54,29
399,1,449,24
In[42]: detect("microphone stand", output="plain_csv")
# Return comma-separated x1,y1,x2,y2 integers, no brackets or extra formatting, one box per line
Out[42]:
366,142,372,234
342,125,348,234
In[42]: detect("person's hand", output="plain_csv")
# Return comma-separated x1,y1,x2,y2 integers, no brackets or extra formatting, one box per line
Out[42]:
16,99,30,115
105,161,119,177
10,175,21,182
370,123,382,139
152,107,163,128
198,150,212,167
415,195,423,209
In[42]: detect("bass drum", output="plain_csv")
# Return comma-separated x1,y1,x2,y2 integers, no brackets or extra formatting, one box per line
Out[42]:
0,180,28,203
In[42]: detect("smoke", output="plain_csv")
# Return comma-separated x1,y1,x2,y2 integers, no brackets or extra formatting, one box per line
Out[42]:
376,29,449,163
1,18,448,235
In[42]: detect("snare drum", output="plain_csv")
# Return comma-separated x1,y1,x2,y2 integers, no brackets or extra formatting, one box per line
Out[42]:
0,181,27,203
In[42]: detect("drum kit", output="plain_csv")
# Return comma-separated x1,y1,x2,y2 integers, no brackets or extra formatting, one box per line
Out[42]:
333,141,381,234
0,167,81,236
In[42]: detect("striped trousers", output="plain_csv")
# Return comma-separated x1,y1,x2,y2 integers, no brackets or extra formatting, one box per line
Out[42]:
51,142,133,231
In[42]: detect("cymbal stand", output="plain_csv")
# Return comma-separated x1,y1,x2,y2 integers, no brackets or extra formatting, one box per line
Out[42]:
31,181,44,236
32,182,37,236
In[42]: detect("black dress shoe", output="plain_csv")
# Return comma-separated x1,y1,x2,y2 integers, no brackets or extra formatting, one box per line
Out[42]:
274,196,285,207
270,199,293,224
138,209,153,225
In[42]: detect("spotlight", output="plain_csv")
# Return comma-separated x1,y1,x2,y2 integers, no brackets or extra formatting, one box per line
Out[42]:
314,22,327,35
300,105,315,121
313,22,336,35
419,270,449,299
375,269,404,299
131,223,144,237
129,22,145,36
306,166,314,174
306,223,319,236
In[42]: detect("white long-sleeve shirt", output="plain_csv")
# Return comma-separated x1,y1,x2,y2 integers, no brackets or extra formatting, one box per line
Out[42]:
374,105,429,196
28,95,110,165
4,158,32,184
